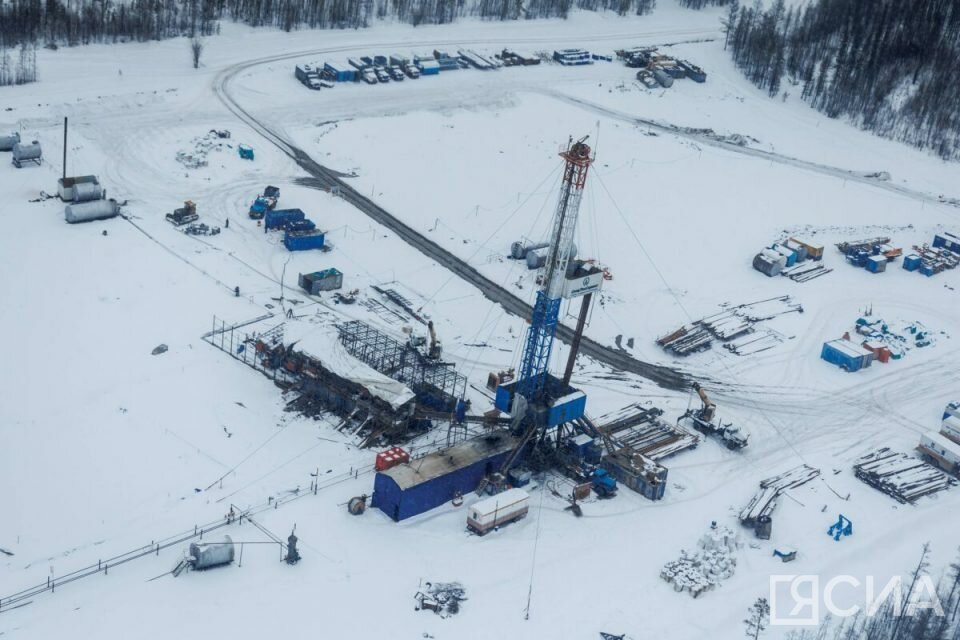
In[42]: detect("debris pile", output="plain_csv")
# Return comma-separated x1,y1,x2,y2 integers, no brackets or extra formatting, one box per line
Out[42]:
414,581,467,617
175,129,233,170
739,465,820,539
660,524,741,597
853,448,955,503
184,223,221,236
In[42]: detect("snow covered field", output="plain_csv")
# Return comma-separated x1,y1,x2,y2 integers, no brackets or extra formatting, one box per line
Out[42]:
2,3,959,639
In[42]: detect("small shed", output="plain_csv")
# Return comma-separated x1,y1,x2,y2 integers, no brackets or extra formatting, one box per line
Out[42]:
862,340,891,363
866,255,887,273
821,339,874,372
789,237,824,260
372,433,520,521
299,268,342,294
903,254,922,271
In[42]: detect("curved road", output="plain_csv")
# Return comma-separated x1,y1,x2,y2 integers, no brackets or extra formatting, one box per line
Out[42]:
212,33,713,391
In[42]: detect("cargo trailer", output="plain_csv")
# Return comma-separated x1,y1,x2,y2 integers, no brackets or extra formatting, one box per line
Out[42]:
324,62,357,82
918,431,960,475
284,229,325,251
265,208,306,230
299,268,343,294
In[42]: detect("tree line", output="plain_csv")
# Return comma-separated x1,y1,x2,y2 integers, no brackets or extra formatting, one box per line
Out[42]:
0,0,657,56
724,0,960,161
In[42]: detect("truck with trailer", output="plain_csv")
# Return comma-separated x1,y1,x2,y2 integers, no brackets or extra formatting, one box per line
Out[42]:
467,488,529,535
295,64,324,89
324,61,357,82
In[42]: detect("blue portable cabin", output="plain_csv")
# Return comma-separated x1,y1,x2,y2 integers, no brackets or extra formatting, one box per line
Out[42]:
287,219,316,232
903,254,922,271
265,208,306,230
933,232,960,255
821,339,874,372
417,58,440,75
920,262,936,277
238,144,254,160
772,244,797,267
284,229,325,251
553,49,593,66
677,60,707,82
866,255,887,273
372,432,521,521
324,61,357,82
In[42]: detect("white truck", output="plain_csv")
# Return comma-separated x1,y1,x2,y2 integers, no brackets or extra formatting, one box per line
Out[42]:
467,488,529,535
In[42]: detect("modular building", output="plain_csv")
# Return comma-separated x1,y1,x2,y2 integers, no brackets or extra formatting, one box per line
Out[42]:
866,255,887,273
933,232,960,255
284,229,325,251
299,268,342,294
903,254,922,271
495,374,586,428
467,488,529,535
918,431,960,475
941,415,960,445
324,61,357,82
553,49,592,65
789,237,824,260
372,432,520,521
821,339,874,372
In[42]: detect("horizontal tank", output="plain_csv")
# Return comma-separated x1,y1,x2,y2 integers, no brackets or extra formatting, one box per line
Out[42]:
0,132,20,151
65,199,120,224
12,141,41,162
73,181,104,203
652,69,673,88
526,248,546,269
189,535,235,570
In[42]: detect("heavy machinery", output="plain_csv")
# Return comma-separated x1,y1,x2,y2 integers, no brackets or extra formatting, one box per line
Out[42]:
249,185,280,219
678,383,748,450
166,200,199,226
408,320,443,361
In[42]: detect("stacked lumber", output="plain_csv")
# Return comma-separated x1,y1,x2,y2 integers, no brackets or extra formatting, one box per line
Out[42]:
740,464,821,526
853,448,956,503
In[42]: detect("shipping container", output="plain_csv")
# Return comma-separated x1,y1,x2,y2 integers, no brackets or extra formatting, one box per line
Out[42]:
299,268,343,294
866,255,887,273
917,431,960,474
773,244,798,267
861,341,891,363
324,61,357,82
467,489,529,535
372,433,521,521
603,453,667,501
547,391,587,427
821,339,874,372
784,239,808,262
944,401,960,422
265,208,306,230
375,446,410,471
553,49,593,66
903,254,922,271
677,59,707,82
789,237,824,260
284,229,325,251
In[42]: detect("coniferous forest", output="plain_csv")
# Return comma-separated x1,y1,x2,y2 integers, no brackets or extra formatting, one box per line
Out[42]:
724,0,960,160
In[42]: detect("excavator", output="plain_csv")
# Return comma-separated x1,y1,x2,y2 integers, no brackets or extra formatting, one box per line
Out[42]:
679,383,748,450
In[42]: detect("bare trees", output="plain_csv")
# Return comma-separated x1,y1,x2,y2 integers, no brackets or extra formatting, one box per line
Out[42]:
190,37,204,68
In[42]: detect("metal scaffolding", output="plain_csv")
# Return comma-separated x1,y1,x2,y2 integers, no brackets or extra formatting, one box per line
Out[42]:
337,320,467,411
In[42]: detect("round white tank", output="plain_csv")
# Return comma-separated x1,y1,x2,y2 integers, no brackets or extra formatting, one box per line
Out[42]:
72,182,104,203
65,199,119,224
0,132,20,151
12,141,41,162
526,249,546,269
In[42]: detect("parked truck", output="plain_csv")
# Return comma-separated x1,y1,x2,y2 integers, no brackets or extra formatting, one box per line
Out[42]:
467,488,529,535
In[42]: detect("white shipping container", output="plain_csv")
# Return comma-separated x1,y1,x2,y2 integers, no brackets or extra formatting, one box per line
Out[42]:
467,488,529,535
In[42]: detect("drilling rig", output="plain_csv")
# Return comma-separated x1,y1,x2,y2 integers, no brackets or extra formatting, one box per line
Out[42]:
482,136,607,492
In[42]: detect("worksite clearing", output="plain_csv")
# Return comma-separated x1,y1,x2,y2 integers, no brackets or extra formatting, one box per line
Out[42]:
2,5,960,640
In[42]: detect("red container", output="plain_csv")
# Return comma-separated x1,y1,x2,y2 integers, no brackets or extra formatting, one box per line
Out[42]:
375,447,410,471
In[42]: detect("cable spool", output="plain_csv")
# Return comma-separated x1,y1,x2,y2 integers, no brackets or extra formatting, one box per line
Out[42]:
347,495,367,516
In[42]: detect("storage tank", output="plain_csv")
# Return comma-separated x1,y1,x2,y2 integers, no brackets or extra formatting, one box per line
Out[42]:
189,535,235,570
652,69,673,88
65,198,120,224
12,140,42,166
72,181,104,203
526,248,546,269
510,240,549,260
0,132,20,151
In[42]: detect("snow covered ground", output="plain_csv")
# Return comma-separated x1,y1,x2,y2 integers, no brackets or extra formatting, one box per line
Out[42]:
2,3,959,639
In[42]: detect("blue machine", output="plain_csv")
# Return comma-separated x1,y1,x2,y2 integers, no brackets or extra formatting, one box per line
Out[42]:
238,144,254,160
828,514,853,541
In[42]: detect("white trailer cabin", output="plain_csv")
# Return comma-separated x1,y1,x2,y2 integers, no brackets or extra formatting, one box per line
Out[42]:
467,488,529,535
918,431,960,475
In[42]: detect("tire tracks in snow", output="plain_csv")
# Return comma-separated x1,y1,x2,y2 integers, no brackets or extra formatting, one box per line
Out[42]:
212,32,712,391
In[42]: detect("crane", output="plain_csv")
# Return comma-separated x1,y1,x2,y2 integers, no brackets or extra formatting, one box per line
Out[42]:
482,136,606,493
679,382,748,450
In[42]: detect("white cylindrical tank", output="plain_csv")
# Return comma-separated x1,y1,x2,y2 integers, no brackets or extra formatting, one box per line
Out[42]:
0,132,20,151
189,535,235,570
65,199,120,224
72,182,104,203
12,141,41,162
526,248,546,270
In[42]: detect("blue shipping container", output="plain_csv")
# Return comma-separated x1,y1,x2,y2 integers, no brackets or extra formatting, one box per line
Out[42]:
547,391,587,427
903,254,922,271
821,339,873,372
324,62,357,82
933,233,960,254
265,208,306,230
284,229,325,251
